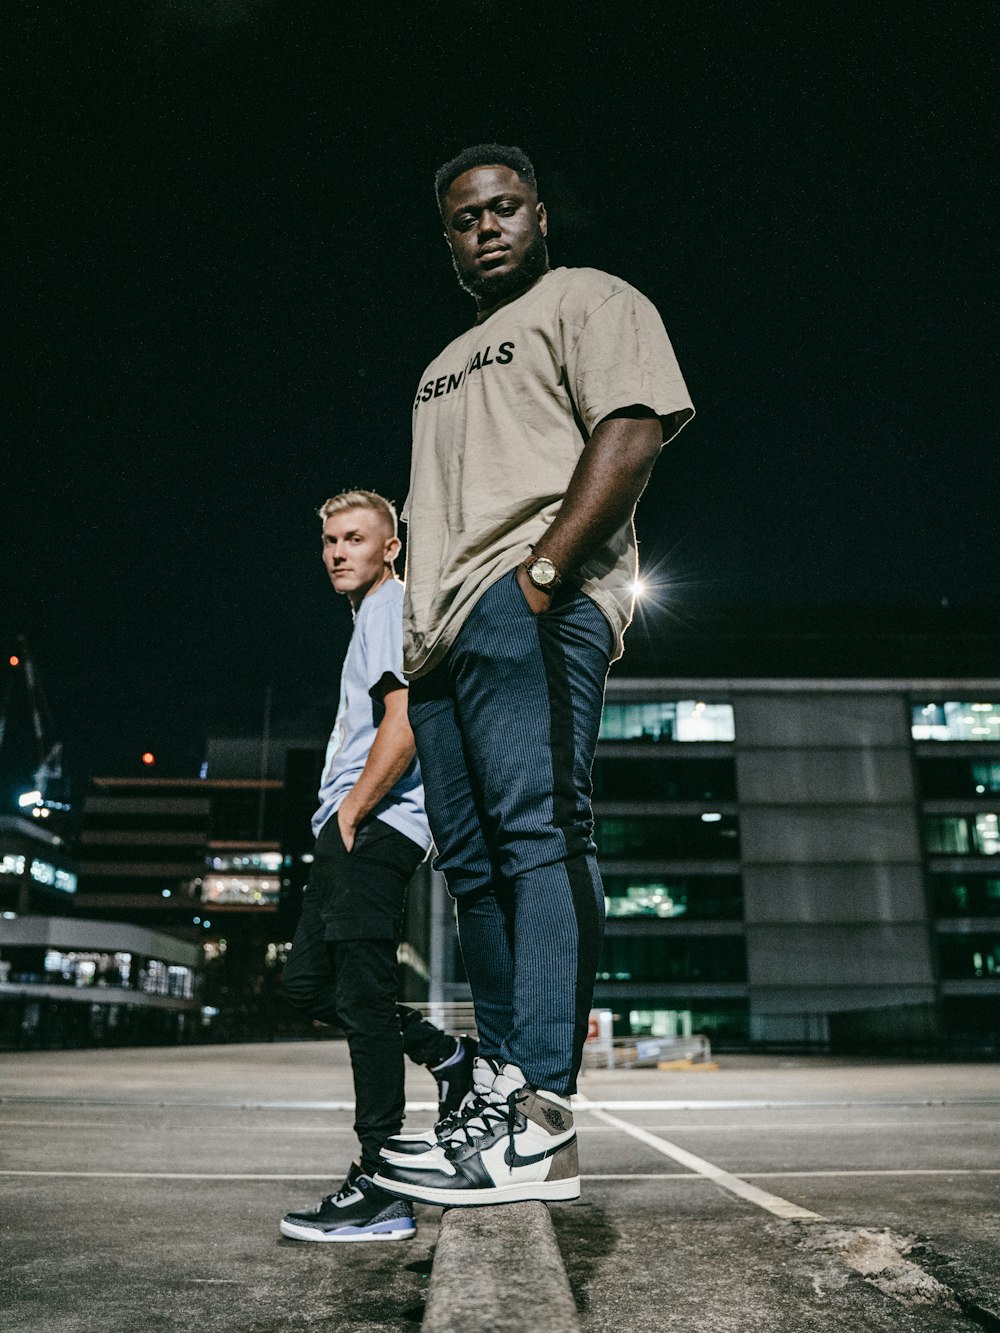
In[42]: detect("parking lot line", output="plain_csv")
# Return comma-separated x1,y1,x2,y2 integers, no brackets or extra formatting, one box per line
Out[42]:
582,1105,826,1221
2,1167,998,1182
4,1094,1000,1110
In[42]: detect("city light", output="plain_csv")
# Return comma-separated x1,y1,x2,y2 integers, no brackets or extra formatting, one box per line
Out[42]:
18,790,43,808
701,812,723,823
141,752,155,766
624,557,679,618
8,655,19,667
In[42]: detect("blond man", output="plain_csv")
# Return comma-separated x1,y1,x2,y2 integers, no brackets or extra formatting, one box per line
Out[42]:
280,490,474,1242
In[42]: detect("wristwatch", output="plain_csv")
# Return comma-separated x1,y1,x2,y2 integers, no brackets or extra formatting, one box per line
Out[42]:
524,554,562,592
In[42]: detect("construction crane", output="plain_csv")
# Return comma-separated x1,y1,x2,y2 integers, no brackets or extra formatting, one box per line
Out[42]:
0,637,69,819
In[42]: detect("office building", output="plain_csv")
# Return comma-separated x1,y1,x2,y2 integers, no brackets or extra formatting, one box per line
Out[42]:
425,675,1000,1052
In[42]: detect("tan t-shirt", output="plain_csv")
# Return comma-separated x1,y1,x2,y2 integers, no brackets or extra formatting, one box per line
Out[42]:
401,266,695,678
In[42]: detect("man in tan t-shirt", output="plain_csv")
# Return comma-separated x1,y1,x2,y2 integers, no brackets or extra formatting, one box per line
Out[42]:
375,143,694,1209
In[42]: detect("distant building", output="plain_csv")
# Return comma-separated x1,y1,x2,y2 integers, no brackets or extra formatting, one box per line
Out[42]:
425,676,1000,1052
75,778,212,924
32,642,1000,1053
0,914,201,1049
0,813,77,916
73,757,315,927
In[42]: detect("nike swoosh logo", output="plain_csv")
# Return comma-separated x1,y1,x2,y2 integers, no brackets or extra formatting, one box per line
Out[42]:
503,1140,572,1169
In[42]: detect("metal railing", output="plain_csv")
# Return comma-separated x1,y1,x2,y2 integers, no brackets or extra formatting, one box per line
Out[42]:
411,1002,713,1071
581,1032,712,1070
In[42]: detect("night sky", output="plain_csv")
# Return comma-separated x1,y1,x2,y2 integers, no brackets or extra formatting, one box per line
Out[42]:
4,2,996,797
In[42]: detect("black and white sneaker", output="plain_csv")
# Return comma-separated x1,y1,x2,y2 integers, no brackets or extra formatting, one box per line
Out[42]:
381,1054,499,1161
430,1034,479,1120
373,1063,580,1206
279,1163,415,1242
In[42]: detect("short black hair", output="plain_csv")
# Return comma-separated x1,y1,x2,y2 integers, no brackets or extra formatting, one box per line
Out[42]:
434,143,538,214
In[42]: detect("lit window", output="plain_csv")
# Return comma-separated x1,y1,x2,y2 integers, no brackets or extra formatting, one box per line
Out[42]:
201,874,281,906
925,817,971,855
208,852,283,874
913,702,1000,742
628,1009,693,1038
937,934,1000,980
600,701,735,744
974,814,1000,857
926,814,1000,857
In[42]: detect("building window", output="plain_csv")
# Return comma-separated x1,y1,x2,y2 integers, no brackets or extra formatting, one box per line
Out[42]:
599,998,749,1042
604,874,743,920
597,815,739,859
626,1008,694,1038
932,875,1000,918
937,935,1000,980
599,701,735,744
918,758,1000,798
208,852,284,872
40,950,133,988
29,860,77,894
201,874,281,906
925,815,1000,857
592,757,736,801
596,935,746,984
912,702,1000,742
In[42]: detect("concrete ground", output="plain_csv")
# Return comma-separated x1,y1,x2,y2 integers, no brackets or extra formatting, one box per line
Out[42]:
1,1042,998,1331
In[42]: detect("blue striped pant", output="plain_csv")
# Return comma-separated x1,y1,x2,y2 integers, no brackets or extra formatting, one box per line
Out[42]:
409,569,612,1094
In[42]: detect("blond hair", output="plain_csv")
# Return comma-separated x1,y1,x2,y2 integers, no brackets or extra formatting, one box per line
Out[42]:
317,489,398,538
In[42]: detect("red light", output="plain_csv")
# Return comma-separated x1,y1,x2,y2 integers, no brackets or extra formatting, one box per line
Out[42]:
8,656,19,667
141,752,155,766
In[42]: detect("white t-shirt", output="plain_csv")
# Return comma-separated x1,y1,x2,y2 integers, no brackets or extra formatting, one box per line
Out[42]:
401,266,695,678
312,579,430,852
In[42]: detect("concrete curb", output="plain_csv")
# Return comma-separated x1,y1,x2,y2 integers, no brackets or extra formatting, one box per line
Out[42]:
422,1202,581,1333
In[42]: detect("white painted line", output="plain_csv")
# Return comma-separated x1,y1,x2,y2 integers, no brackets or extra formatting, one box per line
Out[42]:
4,1094,1000,1110
582,1173,701,1180
741,1168,1000,1179
2,1167,997,1182
582,1170,1000,1180
0,1171,335,1180
0,1098,440,1112
0,1120,361,1133
581,1105,826,1221
4,1116,997,1136
574,1118,1000,1133
575,1098,1000,1111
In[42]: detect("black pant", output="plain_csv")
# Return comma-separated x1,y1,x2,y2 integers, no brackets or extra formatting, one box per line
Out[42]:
282,815,452,1174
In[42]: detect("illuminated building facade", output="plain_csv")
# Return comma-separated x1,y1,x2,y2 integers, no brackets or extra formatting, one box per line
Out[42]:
0,914,201,1048
0,813,77,916
426,676,1000,1052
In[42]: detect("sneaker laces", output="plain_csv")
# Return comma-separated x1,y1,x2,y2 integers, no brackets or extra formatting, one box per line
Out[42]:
434,1089,487,1137
329,1169,364,1205
443,1089,524,1168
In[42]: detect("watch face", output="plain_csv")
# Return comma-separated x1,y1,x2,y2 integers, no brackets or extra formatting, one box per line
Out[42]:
531,558,557,587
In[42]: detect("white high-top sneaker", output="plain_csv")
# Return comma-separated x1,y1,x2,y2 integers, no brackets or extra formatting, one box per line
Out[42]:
373,1063,580,1205
379,1055,501,1161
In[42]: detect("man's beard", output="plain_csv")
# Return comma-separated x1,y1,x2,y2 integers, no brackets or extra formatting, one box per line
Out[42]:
453,228,550,304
